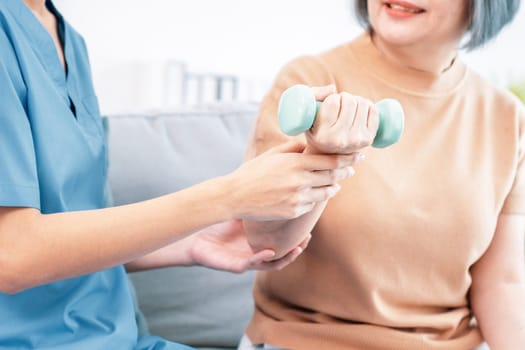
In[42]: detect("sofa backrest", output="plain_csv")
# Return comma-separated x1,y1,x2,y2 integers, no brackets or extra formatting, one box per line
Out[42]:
105,103,259,350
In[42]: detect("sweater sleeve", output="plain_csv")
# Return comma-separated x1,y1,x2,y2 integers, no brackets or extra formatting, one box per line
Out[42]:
501,105,525,215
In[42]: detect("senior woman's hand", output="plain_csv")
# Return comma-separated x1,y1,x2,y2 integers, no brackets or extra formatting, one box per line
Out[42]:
306,92,380,155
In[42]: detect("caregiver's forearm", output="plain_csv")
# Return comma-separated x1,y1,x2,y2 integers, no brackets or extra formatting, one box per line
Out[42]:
0,177,232,294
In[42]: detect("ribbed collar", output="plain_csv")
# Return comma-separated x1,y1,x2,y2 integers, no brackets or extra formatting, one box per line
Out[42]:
348,32,468,98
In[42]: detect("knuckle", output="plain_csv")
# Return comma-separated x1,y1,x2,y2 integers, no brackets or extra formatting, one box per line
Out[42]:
360,136,373,147
352,94,365,104
286,155,300,167
328,170,338,182
369,102,379,113
343,142,356,151
341,93,357,111
340,92,355,102
298,177,311,190
347,133,369,149
290,204,304,218
294,207,305,218
324,94,341,109
340,91,353,99
331,137,348,150
336,156,349,168
316,190,328,202
355,95,371,107
290,156,308,171
323,140,336,150
296,176,308,190
290,192,303,206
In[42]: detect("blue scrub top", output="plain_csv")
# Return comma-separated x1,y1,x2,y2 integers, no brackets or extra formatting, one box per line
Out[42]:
0,1,193,349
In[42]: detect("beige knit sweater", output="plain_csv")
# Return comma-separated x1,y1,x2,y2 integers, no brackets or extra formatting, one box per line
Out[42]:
245,33,525,350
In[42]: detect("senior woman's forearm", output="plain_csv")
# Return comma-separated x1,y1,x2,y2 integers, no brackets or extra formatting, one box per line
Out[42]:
244,200,328,259
243,144,351,259
472,282,525,349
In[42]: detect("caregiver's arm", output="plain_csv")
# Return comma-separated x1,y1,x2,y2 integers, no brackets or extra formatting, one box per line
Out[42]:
0,142,354,294
125,220,312,273
470,213,525,349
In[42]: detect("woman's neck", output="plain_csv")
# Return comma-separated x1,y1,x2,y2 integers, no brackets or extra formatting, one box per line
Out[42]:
22,0,66,70
371,32,459,75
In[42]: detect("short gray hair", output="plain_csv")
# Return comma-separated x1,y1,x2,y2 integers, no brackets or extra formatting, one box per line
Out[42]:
353,0,521,50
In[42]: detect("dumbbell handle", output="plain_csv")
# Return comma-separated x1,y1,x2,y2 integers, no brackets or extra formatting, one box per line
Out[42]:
278,84,405,148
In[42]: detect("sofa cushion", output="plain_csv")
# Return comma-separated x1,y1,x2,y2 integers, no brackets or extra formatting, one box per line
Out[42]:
105,103,259,350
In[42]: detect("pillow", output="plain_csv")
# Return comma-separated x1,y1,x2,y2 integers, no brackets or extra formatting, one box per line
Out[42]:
105,103,259,350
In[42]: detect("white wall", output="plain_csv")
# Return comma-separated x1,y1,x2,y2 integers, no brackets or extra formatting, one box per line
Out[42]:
54,0,525,114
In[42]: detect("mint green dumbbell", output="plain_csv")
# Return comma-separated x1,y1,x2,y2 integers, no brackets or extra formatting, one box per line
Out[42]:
278,84,405,148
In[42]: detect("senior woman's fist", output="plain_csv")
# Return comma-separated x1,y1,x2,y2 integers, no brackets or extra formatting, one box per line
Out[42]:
306,92,380,155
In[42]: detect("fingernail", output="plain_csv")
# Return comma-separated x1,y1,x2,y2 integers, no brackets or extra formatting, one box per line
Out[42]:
335,167,354,180
330,183,341,197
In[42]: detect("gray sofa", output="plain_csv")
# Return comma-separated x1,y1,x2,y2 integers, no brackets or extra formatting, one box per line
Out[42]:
105,103,259,350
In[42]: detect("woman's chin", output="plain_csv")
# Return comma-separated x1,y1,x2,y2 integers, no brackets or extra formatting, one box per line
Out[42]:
372,27,423,48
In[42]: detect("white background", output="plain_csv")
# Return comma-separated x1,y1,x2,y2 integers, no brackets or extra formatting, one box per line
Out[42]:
54,0,525,115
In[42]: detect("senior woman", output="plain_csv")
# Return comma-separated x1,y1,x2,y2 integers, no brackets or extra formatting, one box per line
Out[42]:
0,0,361,349
240,0,525,349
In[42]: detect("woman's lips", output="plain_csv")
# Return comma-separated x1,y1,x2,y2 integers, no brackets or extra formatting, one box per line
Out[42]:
384,1,425,18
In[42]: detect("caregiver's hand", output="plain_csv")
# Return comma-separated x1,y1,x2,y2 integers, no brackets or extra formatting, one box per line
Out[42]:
306,91,380,155
186,220,311,272
226,140,357,221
